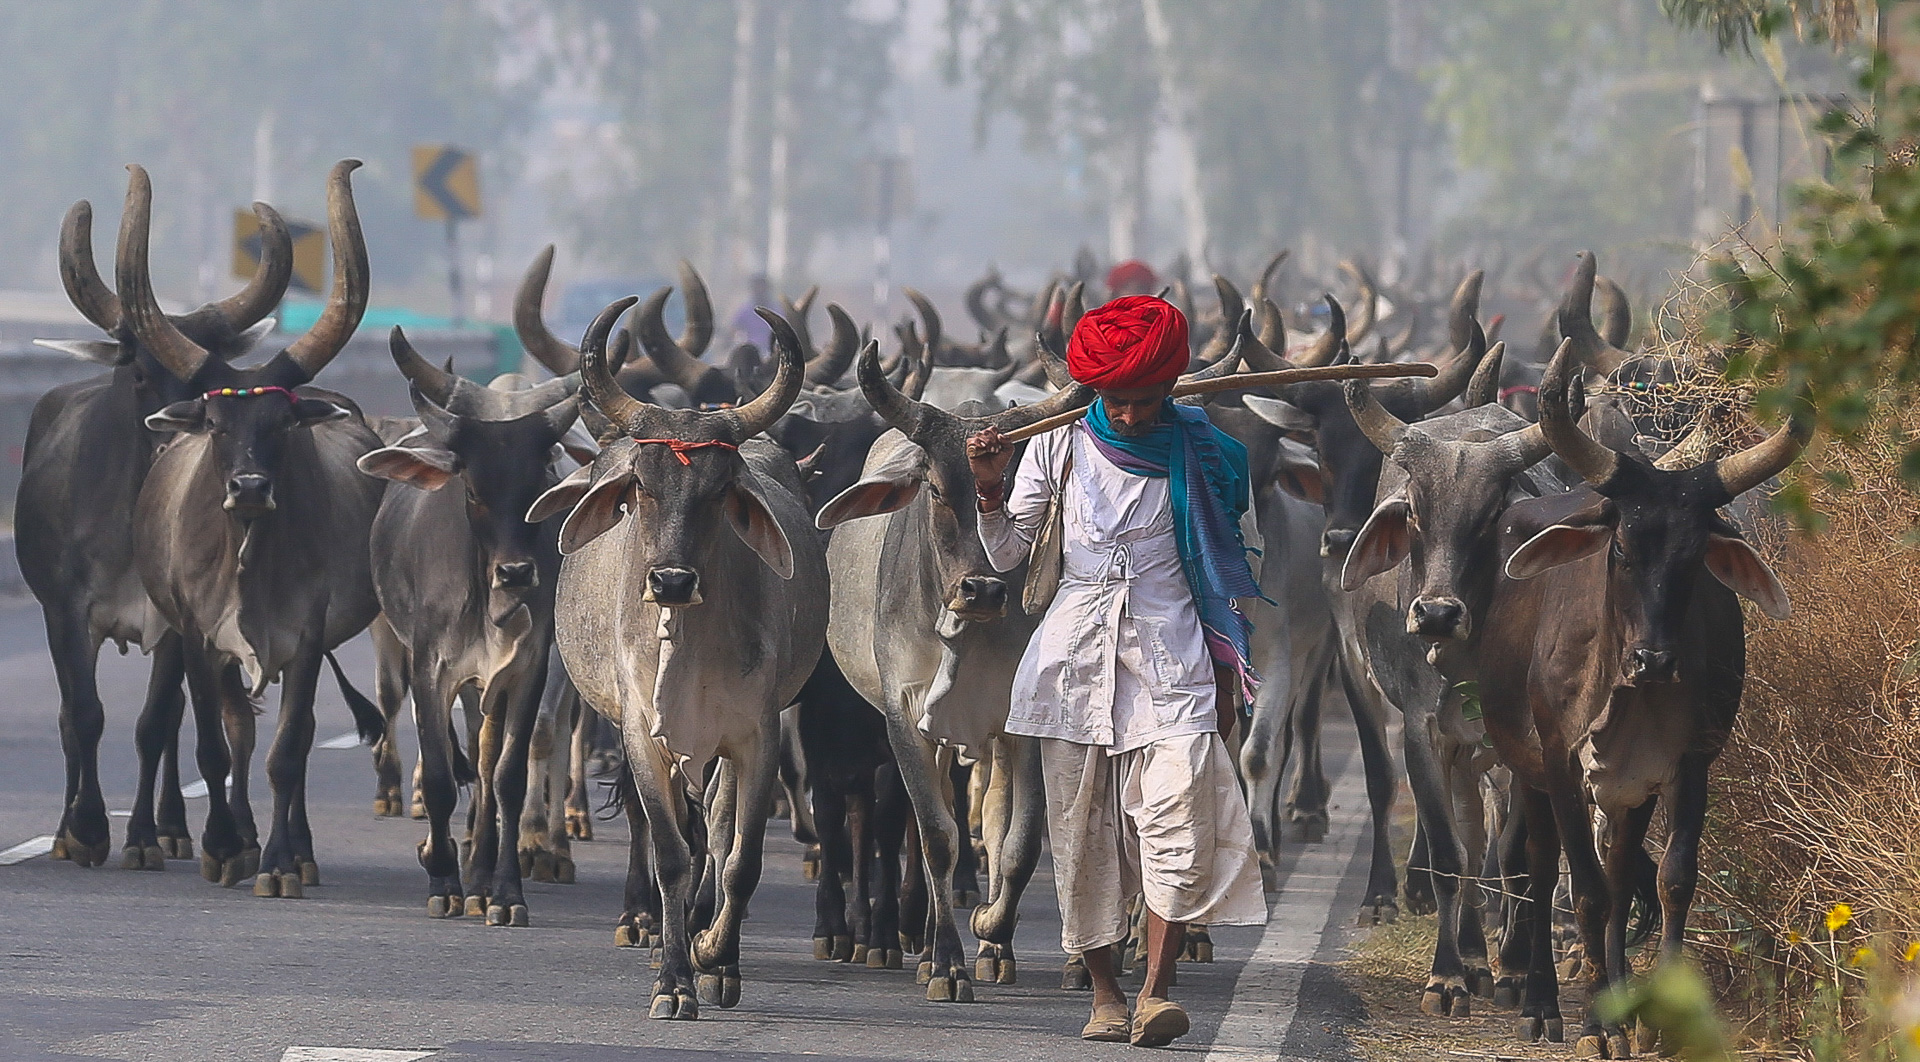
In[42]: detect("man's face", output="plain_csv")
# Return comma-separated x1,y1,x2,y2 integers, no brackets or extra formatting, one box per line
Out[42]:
1099,384,1173,437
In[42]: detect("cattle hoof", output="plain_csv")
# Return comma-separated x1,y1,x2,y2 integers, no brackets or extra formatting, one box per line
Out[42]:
997,959,1017,985
1183,930,1214,963
234,848,261,883
122,845,165,871
696,973,721,1006
617,924,642,947
1356,899,1399,926
299,861,319,887
1544,1018,1565,1042
464,895,487,918
974,956,997,983
801,845,822,882
428,896,453,918
851,943,869,964
926,973,973,1003
649,990,698,1021
812,937,833,961
410,798,428,820
1492,977,1522,1009
486,904,529,927
649,946,663,969
160,835,194,860
566,810,593,841
59,834,111,868
1468,968,1495,999
1573,1034,1606,1058
1558,957,1584,981
1632,1019,1661,1056
1405,893,1438,917
720,970,742,1008
253,872,279,897
50,836,68,861
915,961,934,986
278,872,305,898
1260,861,1280,894
868,948,901,970
833,935,854,963
553,856,576,884
200,852,222,883
1063,959,1092,990
1607,1030,1632,1058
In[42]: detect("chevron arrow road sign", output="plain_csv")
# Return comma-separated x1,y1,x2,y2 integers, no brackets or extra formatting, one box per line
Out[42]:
413,145,481,221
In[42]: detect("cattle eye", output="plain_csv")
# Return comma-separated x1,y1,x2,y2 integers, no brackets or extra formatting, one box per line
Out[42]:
1610,537,1626,561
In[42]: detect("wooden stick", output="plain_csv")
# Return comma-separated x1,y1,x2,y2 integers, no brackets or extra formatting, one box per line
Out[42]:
998,361,1440,443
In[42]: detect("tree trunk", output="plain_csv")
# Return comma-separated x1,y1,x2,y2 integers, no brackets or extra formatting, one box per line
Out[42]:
1140,0,1208,272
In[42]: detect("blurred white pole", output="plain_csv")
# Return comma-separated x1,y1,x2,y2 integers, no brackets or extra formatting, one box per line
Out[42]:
252,109,276,206
724,0,762,294
1140,0,1208,272
766,4,794,288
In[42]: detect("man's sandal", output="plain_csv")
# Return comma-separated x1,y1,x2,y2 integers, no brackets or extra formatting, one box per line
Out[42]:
1131,997,1191,1048
1082,1002,1131,1042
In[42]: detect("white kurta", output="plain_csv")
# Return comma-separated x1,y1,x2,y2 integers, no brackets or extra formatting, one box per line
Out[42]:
979,422,1218,754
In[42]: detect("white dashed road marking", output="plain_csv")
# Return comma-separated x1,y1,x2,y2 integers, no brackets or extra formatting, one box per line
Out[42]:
1204,751,1368,1062
0,835,57,865
280,1048,439,1062
317,731,365,750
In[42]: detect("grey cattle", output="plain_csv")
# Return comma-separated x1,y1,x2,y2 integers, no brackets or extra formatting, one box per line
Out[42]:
1333,371,1557,1019
358,331,583,925
815,342,1091,1002
17,188,289,870
534,303,826,1020
128,160,386,895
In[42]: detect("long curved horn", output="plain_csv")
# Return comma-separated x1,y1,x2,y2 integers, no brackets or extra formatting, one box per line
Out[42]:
213,202,293,330
635,287,710,391
515,245,579,374
1412,317,1489,414
784,286,819,360
857,330,926,437
1062,281,1086,338
1340,260,1379,345
284,160,369,379
1558,251,1632,375
115,166,209,381
987,375,1093,434
1595,275,1631,349
1538,336,1621,485
675,261,713,357
1296,295,1346,367
1713,412,1811,497
389,325,461,406
965,268,1001,332
1185,310,1248,382
1197,276,1245,363
1446,269,1486,358
1256,297,1286,351
906,288,944,364
1343,378,1411,455
805,303,860,385
1251,250,1288,304
59,200,122,332
1464,340,1506,408
733,308,807,439
580,296,646,430
1238,307,1293,373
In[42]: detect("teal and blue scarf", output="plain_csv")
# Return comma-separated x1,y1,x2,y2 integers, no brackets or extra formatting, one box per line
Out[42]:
1083,398,1265,694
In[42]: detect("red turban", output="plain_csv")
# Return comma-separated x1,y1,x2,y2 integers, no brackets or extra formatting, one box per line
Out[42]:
1105,259,1158,296
1067,295,1189,391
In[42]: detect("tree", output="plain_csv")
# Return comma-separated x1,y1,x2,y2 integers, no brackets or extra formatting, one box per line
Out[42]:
0,0,527,298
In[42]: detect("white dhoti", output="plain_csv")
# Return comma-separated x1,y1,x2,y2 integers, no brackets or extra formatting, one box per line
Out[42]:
1042,731,1268,953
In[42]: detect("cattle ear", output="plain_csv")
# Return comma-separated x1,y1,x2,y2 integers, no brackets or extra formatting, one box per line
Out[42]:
1270,440,1326,505
527,464,595,524
728,477,795,579
34,338,126,365
357,446,461,491
1505,523,1612,580
145,399,207,434
1341,498,1411,592
557,473,636,554
1243,394,1317,433
1706,533,1790,619
816,444,928,529
292,398,351,426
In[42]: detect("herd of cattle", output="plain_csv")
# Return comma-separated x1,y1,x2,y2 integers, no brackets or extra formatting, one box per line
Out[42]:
20,159,1806,1055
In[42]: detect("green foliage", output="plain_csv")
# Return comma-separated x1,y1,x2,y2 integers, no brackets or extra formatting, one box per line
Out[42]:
0,0,525,293
1597,964,1737,1062
544,1,895,275
1662,0,1865,54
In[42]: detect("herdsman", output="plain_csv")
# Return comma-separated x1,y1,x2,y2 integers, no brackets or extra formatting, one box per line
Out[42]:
967,296,1267,1047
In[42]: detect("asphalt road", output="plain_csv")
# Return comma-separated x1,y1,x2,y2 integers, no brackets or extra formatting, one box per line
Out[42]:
0,599,1372,1062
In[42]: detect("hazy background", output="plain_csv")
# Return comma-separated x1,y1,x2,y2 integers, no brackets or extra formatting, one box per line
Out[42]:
0,0,1857,331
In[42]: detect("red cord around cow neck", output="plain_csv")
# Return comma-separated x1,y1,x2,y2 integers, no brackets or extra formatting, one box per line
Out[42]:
631,438,739,465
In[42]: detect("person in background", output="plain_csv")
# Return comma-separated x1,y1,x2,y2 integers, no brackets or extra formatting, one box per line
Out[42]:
721,273,775,365
966,295,1267,1048
1106,259,1160,299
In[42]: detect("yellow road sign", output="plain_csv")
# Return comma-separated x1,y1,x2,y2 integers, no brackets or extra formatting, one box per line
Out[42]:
413,145,482,221
232,209,325,294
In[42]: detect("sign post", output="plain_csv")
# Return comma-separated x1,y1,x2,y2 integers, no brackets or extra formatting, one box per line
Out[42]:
413,145,482,327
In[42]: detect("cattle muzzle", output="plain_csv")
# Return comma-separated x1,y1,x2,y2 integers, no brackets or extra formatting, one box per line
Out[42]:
492,561,538,592
644,567,703,607
1321,527,1357,558
1407,597,1470,641
946,575,1008,621
223,473,276,517
1628,647,1679,685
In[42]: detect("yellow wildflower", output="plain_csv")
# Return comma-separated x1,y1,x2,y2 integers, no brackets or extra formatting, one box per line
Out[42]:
1828,903,1854,933
1905,941,1920,963
1787,929,1804,945
1851,946,1875,967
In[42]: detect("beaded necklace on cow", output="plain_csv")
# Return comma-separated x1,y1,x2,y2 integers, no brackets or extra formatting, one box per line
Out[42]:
629,438,739,466
202,385,300,405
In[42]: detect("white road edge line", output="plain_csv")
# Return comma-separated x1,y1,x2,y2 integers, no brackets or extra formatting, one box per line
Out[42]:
280,1048,439,1062
317,731,364,750
0,835,57,865
1204,751,1369,1062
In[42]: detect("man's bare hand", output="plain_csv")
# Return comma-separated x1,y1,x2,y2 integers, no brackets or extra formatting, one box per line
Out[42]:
967,427,1014,502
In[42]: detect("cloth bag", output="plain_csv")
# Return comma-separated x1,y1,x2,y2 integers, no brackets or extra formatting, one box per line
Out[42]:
1021,437,1073,615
